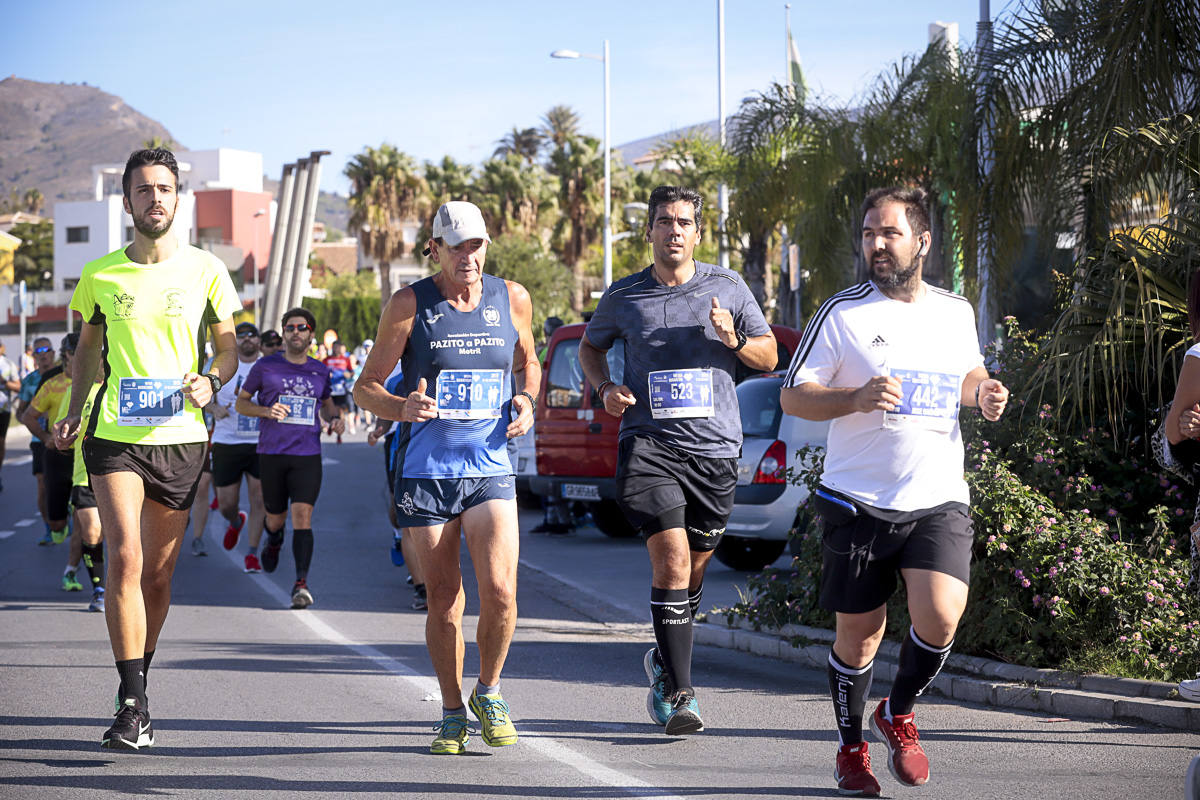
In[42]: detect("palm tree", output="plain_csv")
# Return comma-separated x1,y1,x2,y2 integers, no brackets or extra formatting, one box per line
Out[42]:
540,105,580,152
422,156,475,243
493,127,543,164
547,134,605,311
344,144,428,303
141,135,178,150
474,154,557,239
22,188,43,215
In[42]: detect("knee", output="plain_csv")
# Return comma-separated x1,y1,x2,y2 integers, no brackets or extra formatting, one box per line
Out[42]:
651,552,691,588
479,580,517,614
141,571,172,597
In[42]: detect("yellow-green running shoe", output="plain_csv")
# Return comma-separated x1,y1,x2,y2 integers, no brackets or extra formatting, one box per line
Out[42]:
51,528,68,544
430,713,471,755
469,689,518,747
61,570,83,592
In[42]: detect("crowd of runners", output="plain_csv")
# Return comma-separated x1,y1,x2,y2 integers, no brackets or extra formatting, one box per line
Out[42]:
16,146,1195,796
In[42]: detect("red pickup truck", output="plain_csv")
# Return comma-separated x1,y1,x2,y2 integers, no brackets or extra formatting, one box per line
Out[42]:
529,322,802,539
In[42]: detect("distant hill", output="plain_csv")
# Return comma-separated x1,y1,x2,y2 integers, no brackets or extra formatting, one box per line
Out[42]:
0,76,182,203
0,76,348,235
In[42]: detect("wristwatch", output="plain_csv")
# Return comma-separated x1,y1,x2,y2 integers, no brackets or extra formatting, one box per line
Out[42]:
732,330,748,352
204,373,222,395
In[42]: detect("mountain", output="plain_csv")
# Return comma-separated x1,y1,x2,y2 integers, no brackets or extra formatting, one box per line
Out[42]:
0,76,182,204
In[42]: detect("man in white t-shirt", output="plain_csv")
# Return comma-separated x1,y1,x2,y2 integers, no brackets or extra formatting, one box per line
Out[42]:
781,187,1009,797
207,321,267,572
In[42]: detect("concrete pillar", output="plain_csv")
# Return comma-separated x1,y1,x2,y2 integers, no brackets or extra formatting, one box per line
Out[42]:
270,158,309,328
262,163,296,331
287,150,330,312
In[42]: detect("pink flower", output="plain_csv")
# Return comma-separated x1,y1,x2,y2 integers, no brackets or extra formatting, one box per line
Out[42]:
1099,586,1110,595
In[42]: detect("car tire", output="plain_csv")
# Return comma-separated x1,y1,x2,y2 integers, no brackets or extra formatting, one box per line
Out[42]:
589,500,638,538
714,536,787,571
516,488,542,510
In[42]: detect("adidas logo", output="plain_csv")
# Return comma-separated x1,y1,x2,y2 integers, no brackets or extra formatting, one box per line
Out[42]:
870,335,887,347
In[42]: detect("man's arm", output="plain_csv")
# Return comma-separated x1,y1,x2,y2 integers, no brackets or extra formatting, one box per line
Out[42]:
506,280,541,439
53,322,103,449
353,287,417,422
780,377,903,421
960,366,1009,422
320,396,346,433
184,318,237,409
708,297,777,371
20,390,52,444
579,332,636,417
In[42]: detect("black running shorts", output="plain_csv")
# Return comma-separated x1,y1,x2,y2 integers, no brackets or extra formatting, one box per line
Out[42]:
615,434,737,552
0,409,9,438
211,443,260,487
331,394,350,409
30,440,45,475
814,487,974,614
259,453,322,514
42,447,74,522
71,484,97,510
82,437,208,511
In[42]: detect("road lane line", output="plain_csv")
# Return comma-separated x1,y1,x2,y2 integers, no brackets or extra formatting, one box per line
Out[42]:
14,519,36,528
0,531,14,539
219,540,683,799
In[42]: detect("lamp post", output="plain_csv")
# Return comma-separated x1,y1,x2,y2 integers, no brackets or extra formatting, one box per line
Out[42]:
252,208,267,328
551,41,612,290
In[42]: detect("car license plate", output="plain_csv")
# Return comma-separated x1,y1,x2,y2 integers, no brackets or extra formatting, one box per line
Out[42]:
562,483,599,501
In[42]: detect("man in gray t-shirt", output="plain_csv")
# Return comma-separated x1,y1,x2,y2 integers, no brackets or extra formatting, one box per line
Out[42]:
580,185,777,736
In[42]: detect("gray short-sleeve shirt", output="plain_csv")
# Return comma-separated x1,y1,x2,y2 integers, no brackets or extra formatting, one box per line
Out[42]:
585,262,772,457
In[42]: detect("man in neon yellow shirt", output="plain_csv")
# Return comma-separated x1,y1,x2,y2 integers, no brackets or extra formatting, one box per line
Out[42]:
55,148,240,752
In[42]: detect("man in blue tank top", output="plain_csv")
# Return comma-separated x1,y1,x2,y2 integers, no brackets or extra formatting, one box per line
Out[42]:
355,201,540,756
580,185,778,735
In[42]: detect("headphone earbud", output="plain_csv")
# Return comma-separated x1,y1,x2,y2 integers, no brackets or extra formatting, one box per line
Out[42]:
917,240,928,257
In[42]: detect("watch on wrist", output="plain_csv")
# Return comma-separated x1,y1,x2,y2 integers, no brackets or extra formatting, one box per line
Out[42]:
732,330,748,352
205,373,222,395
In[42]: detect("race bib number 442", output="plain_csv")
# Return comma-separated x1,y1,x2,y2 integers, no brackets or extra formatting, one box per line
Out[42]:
883,368,960,431
118,377,187,426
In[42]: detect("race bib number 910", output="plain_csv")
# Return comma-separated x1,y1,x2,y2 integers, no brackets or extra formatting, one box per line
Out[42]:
436,370,503,419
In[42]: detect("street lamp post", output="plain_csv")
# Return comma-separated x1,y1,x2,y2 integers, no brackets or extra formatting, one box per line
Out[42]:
252,208,267,328
551,41,612,290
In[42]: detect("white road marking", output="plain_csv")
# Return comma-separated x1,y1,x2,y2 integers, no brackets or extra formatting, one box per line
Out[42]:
0,531,14,539
14,519,37,528
3,456,32,466
321,457,340,465
219,541,681,799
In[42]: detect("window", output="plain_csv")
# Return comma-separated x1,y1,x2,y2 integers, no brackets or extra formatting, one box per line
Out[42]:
66,226,89,243
736,376,785,438
546,339,584,408
590,339,625,407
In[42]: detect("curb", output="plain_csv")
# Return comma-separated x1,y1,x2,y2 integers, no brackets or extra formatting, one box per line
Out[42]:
695,617,1200,731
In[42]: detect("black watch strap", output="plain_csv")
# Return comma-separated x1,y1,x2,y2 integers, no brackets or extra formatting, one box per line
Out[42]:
517,390,536,411
732,330,748,352
205,372,222,394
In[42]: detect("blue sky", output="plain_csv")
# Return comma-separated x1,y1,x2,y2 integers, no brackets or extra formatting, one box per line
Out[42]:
4,0,997,195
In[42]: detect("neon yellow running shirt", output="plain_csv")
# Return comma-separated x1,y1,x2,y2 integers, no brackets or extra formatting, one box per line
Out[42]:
70,245,241,445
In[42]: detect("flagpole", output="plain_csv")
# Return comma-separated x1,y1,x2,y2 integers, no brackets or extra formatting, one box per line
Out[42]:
717,0,729,269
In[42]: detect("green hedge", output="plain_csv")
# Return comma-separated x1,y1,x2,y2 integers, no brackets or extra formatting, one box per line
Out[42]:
297,296,383,347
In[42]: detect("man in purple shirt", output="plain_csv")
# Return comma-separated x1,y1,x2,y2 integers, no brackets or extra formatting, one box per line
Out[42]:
236,307,345,608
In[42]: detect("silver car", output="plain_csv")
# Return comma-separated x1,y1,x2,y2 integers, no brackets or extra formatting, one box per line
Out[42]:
716,371,829,571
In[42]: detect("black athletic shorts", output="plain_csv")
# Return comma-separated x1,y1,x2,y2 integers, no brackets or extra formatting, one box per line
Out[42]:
814,486,974,614
615,434,738,552
331,394,350,409
30,440,45,475
71,484,97,510
82,437,208,511
259,453,322,514
211,442,260,487
0,409,9,438
42,447,74,522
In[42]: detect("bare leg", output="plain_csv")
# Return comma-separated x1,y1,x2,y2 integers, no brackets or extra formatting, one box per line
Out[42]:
409,518,466,708
462,500,519,687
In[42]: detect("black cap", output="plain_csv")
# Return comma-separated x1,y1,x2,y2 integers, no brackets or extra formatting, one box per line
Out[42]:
235,321,259,335
260,329,282,345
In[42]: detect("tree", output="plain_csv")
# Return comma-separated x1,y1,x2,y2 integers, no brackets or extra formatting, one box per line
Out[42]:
344,144,427,304
540,105,580,150
474,154,557,240
546,134,606,311
484,234,574,336
9,220,53,289
420,156,476,245
141,136,178,150
493,127,543,164
22,188,43,215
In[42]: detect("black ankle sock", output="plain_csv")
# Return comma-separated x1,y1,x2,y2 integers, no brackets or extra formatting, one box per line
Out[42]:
888,626,952,717
650,586,692,695
828,649,873,746
116,658,146,706
688,583,704,619
81,543,105,588
293,528,314,580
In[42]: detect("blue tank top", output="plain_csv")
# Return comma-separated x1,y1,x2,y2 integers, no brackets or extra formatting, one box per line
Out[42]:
397,273,516,478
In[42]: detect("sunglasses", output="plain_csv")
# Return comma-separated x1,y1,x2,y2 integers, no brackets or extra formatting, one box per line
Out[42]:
236,331,259,339
33,346,53,354
283,324,312,333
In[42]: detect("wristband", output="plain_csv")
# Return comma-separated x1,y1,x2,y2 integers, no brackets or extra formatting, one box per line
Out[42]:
517,390,536,411
596,380,614,400
974,382,982,407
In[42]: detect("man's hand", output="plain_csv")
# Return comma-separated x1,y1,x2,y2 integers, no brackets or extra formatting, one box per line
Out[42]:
709,297,738,348
209,403,231,420
853,376,903,413
328,415,346,435
600,383,637,417
53,414,81,450
264,401,291,421
978,378,1010,422
1179,404,1200,440
404,378,438,423
183,372,214,409
506,392,534,439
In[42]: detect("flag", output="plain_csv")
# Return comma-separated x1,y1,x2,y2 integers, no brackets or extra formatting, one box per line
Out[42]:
787,26,807,105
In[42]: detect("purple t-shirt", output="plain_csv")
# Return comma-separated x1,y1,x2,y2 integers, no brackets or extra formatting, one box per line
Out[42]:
242,353,332,456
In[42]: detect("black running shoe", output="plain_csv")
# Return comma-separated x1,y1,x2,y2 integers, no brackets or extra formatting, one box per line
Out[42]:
261,533,284,573
102,698,154,751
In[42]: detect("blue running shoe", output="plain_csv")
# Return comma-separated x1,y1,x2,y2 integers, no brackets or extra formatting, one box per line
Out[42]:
391,534,405,567
664,690,703,735
643,647,671,726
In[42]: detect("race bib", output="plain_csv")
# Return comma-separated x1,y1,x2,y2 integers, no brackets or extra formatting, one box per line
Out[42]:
436,369,504,419
883,368,960,432
235,412,260,435
648,369,714,419
117,377,188,427
278,394,317,426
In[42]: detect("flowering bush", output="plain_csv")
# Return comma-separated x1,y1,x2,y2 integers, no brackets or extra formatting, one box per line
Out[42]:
724,318,1200,681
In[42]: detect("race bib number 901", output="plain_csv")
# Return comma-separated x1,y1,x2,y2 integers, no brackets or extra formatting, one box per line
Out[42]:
118,377,187,427
883,368,960,432
648,369,714,419
436,369,503,419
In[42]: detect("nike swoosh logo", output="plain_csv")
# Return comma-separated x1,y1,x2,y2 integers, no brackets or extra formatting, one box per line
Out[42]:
692,290,712,298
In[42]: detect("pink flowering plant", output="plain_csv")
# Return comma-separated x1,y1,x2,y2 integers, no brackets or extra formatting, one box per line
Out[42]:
724,317,1200,681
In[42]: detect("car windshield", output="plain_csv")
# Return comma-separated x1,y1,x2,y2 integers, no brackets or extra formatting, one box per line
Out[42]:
737,375,784,438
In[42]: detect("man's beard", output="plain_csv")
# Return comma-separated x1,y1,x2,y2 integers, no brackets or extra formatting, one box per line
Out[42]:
871,252,919,289
132,206,174,239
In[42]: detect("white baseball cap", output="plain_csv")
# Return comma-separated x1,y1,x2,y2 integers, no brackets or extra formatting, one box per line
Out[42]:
423,201,491,255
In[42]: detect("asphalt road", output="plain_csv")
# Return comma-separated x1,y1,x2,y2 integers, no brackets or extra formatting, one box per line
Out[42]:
1,426,1197,799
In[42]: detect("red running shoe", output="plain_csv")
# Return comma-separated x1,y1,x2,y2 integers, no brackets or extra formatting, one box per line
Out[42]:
869,698,930,786
243,553,262,573
835,741,881,797
222,510,248,550
209,494,218,510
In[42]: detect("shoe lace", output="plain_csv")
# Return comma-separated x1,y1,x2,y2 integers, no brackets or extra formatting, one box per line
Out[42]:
294,579,308,591
892,717,920,747
434,715,473,738
476,694,511,725
670,691,694,711
113,702,140,725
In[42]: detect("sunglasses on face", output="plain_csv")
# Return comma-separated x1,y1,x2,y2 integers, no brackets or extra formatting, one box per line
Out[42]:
283,324,311,333
33,346,53,354
236,331,259,339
